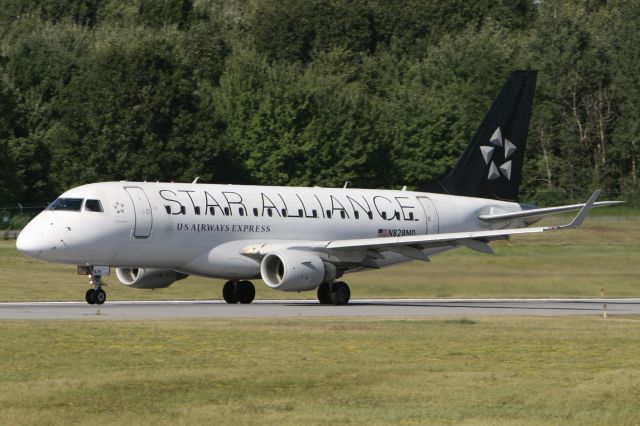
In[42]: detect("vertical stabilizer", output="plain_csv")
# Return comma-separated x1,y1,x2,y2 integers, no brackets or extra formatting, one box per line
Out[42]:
419,70,537,201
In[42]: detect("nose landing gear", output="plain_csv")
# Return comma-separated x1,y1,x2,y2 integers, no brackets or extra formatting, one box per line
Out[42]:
85,273,106,305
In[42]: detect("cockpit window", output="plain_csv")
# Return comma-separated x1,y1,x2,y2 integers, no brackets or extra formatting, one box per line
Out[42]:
84,199,103,212
46,198,84,211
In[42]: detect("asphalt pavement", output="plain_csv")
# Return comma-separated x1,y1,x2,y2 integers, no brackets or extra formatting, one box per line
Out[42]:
0,298,638,320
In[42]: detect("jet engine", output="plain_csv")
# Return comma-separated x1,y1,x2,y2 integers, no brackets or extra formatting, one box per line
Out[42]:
115,267,188,289
260,250,334,292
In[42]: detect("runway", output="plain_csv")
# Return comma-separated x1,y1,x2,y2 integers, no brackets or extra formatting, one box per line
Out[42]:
0,298,638,320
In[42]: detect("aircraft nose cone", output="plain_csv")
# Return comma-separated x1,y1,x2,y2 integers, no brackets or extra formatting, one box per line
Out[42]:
16,217,59,260
16,226,42,257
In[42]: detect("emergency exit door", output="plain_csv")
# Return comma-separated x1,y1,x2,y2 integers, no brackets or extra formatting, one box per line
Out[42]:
125,187,153,238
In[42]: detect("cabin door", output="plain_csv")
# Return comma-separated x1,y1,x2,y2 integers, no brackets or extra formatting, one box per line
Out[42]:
125,187,153,238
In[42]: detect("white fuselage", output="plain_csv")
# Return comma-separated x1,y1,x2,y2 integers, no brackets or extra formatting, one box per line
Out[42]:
17,182,525,280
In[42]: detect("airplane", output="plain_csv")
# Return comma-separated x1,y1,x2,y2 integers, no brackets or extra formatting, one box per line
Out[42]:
16,70,622,305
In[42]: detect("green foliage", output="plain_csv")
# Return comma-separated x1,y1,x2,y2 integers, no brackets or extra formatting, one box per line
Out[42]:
7,213,31,229
0,0,638,203
0,0,100,30
248,0,372,62
609,1,640,193
137,0,193,29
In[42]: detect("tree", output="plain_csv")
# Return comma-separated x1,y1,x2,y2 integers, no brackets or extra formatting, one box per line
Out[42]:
381,23,525,188
46,28,202,187
523,0,608,199
609,1,640,192
0,75,24,203
0,0,637,203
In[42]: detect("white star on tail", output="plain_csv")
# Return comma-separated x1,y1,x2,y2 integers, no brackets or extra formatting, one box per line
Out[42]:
481,126,516,181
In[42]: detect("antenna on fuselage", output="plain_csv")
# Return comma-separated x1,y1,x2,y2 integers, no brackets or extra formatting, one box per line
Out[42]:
343,181,351,189
192,177,200,184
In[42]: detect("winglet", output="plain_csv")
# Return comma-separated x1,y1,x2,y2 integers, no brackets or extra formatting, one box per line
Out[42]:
560,190,600,229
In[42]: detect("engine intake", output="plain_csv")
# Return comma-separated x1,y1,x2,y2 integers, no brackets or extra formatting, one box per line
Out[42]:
260,250,331,292
115,267,188,289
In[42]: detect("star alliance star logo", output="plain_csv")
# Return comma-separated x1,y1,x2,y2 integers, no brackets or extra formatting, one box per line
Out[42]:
480,126,516,181
113,201,125,214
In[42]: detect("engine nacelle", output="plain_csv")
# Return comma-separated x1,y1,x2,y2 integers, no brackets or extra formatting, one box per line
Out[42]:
260,250,332,292
115,267,188,289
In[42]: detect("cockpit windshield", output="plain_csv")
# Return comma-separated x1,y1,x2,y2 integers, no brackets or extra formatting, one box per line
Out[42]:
46,198,84,211
84,199,103,212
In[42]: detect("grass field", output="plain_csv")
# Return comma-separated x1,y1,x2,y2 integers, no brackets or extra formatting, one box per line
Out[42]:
1,215,639,301
1,317,639,425
2,214,639,425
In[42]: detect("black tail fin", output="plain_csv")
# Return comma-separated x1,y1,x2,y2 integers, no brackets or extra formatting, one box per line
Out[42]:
419,70,537,202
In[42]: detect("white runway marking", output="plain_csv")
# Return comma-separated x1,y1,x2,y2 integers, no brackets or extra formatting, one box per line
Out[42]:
1,299,639,320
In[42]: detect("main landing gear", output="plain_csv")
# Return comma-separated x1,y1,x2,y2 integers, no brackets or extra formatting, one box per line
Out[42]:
221,280,350,306
85,273,106,305
317,281,351,305
222,280,256,304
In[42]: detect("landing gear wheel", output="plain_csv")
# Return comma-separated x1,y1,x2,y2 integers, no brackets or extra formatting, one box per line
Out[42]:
85,289,96,305
95,288,106,305
317,282,332,304
330,281,350,305
237,281,255,304
222,280,239,304
86,270,106,305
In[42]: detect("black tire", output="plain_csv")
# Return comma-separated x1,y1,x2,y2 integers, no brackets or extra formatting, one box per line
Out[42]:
85,289,96,305
222,280,239,304
330,281,350,305
317,282,332,304
238,281,256,304
95,289,106,305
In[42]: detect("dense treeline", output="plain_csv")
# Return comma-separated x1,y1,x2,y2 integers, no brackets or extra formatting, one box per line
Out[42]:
0,0,638,205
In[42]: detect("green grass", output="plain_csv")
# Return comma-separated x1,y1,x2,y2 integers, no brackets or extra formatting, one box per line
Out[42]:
1,215,639,301
2,214,639,425
1,317,640,425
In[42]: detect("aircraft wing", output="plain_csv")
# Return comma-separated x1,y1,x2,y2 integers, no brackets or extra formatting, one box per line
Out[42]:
242,191,601,262
478,200,622,223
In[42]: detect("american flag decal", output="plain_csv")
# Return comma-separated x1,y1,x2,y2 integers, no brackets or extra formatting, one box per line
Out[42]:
378,229,390,237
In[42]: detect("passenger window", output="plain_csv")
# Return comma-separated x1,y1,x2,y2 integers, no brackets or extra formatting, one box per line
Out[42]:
84,199,103,212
